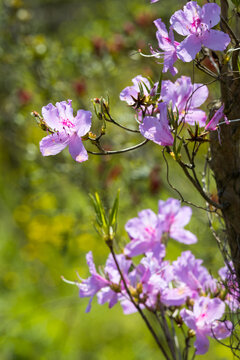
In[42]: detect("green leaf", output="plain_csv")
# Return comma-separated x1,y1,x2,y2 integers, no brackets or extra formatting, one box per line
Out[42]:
147,76,155,89
141,81,150,94
89,191,120,243
156,71,163,97
109,190,120,230
138,81,144,98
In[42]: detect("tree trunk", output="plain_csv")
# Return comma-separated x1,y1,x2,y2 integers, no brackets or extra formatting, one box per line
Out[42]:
210,0,240,289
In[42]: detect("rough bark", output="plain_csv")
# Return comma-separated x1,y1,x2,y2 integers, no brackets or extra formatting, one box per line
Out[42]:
210,0,240,289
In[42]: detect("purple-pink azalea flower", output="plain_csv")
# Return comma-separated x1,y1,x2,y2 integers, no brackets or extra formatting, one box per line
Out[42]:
158,198,197,244
121,253,174,313
119,75,155,106
170,2,230,62
40,100,92,162
77,251,110,312
125,198,196,258
172,251,217,296
139,102,174,146
151,0,159,3
161,76,208,126
124,208,166,257
152,19,179,76
205,105,229,131
63,251,132,313
181,297,232,355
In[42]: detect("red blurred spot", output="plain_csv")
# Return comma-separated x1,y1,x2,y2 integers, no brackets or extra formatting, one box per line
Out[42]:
135,12,156,27
106,165,123,185
149,165,162,194
123,22,136,36
18,89,32,105
73,80,87,96
91,36,107,56
108,34,126,54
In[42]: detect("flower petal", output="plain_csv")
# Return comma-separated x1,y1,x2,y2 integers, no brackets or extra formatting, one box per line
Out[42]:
75,110,92,136
203,30,230,51
42,103,62,131
56,100,74,123
140,115,173,146
40,132,70,156
173,206,192,227
170,9,191,36
183,109,207,127
205,105,226,131
201,3,221,28
195,331,210,355
180,308,197,330
211,320,233,340
140,103,173,146
170,228,197,244
177,35,202,62
124,239,155,257
191,84,209,108
68,134,88,162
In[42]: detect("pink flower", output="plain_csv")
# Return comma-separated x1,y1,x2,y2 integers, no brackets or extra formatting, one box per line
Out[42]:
158,198,197,244
40,100,92,162
161,76,208,126
119,75,153,106
170,2,230,62
124,208,165,258
181,297,232,355
139,102,174,146
151,19,179,76
205,105,229,131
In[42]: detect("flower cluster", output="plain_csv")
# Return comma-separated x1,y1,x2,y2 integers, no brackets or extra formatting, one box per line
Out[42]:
151,1,230,69
37,2,231,161
63,198,234,355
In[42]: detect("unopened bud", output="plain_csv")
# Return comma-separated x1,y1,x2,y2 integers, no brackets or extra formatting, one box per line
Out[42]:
136,283,143,294
110,283,121,293
88,132,96,140
188,329,196,338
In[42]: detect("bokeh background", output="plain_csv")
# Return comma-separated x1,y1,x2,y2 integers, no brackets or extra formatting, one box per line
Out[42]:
0,0,233,359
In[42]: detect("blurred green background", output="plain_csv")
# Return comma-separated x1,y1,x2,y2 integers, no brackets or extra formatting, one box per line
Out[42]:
0,0,233,359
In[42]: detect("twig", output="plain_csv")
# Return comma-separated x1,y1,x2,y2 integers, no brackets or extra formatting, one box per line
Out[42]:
108,244,170,360
162,148,219,213
173,153,224,210
87,139,149,155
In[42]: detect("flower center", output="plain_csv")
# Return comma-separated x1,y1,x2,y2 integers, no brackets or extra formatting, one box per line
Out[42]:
145,226,156,237
189,17,208,37
61,118,75,128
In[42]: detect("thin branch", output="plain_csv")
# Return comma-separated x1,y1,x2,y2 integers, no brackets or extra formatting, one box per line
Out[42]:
103,102,140,133
162,148,219,213
108,245,170,360
159,306,177,360
106,117,140,133
87,139,149,155
175,155,223,210
221,15,239,44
